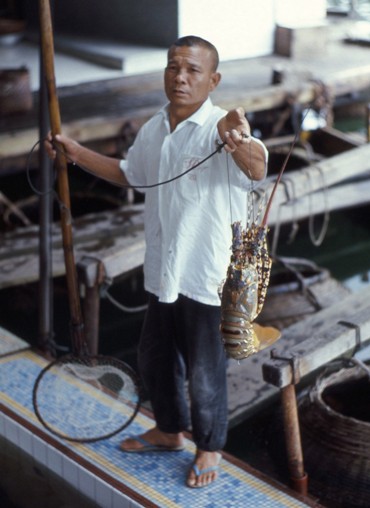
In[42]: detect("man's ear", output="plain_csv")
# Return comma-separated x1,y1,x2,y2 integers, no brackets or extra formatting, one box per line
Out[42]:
209,72,221,91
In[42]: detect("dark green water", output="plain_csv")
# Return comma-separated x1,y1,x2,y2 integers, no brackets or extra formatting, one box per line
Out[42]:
271,206,370,292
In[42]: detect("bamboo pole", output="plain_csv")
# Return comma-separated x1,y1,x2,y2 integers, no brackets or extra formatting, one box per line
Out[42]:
280,384,308,496
38,0,86,354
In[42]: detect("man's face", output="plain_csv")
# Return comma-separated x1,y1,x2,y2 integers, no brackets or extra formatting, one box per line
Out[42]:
164,45,220,116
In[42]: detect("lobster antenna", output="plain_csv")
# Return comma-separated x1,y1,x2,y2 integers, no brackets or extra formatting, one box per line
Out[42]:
261,107,311,227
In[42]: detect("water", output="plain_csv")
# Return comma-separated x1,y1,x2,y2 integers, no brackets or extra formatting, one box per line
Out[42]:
272,206,370,293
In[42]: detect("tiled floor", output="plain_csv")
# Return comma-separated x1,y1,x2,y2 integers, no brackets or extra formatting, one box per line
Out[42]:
0,334,318,508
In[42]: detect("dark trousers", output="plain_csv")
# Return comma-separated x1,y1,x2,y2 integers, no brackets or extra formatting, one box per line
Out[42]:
138,293,228,451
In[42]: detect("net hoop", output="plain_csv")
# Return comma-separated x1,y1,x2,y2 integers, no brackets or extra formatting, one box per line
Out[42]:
32,353,141,443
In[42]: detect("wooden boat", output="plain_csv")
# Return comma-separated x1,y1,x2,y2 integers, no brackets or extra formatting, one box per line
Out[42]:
257,256,351,330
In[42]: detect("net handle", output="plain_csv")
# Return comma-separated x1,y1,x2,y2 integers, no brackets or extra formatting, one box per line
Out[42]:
39,0,86,354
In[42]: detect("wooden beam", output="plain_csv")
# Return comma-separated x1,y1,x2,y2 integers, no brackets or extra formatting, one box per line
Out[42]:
0,204,145,290
262,305,370,388
260,142,370,225
0,111,153,160
268,177,370,226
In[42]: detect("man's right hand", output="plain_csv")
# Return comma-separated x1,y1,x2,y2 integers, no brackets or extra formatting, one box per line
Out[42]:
44,132,129,187
44,133,81,164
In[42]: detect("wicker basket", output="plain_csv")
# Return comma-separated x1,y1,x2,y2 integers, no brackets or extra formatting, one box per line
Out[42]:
299,366,370,508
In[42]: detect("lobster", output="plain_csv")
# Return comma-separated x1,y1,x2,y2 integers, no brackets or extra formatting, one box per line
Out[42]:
219,134,298,361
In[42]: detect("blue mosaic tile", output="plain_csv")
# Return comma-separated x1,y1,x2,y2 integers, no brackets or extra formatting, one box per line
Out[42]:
0,351,313,507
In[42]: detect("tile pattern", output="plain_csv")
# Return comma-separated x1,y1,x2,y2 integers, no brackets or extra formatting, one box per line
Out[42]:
0,350,313,507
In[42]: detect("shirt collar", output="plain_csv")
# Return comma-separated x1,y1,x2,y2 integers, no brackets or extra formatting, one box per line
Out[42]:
161,97,214,130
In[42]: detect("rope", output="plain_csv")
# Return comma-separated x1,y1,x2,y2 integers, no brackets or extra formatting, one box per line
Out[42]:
102,287,148,314
306,165,330,246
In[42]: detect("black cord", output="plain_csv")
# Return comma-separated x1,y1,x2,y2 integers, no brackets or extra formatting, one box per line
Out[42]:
26,139,57,196
50,139,227,189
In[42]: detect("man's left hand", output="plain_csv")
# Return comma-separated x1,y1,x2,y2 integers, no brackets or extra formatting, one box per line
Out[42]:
217,107,251,153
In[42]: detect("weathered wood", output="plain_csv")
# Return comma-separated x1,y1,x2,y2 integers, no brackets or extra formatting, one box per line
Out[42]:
0,203,144,257
262,142,370,226
262,285,370,388
0,111,153,160
0,204,145,290
2,61,370,165
258,275,351,330
227,284,370,426
0,231,145,290
268,176,370,226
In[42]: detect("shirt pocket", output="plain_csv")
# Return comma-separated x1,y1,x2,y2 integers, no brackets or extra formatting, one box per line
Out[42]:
176,154,211,203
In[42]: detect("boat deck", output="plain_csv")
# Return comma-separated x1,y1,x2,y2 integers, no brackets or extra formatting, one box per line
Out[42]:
0,328,320,508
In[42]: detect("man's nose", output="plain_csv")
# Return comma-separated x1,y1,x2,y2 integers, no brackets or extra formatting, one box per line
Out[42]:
175,70,186,82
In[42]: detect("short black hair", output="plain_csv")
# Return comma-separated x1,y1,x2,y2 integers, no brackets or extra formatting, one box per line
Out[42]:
169,35,219,71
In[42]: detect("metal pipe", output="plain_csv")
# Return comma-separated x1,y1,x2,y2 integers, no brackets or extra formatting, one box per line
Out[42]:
280,384,308,496
83,285,100,356
37,0,54,356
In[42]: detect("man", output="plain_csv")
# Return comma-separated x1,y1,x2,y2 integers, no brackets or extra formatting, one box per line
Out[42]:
47,35,267,488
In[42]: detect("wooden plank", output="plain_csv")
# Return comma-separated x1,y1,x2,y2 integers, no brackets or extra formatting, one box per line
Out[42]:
0,111,153,160
268,177,370,226
261,143,370,224
262,285,370,388
0,203,144,258
0,232,145,290
0,204,145,289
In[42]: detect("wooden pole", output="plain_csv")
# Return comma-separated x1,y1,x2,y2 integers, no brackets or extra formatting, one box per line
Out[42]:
280,384,308,496
38,0,86,354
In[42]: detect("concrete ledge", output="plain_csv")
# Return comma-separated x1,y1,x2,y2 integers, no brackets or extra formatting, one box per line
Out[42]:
275,23,328,58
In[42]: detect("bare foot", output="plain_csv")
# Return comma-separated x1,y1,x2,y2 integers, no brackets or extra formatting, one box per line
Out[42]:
187,449,222,488
120,427,184,452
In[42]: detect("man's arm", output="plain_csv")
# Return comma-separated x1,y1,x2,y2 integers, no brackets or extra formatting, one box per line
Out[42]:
46,133,129,187
217,107,267,181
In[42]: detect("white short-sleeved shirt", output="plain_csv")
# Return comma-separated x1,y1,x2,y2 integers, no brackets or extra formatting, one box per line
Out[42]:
119,98,267,306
